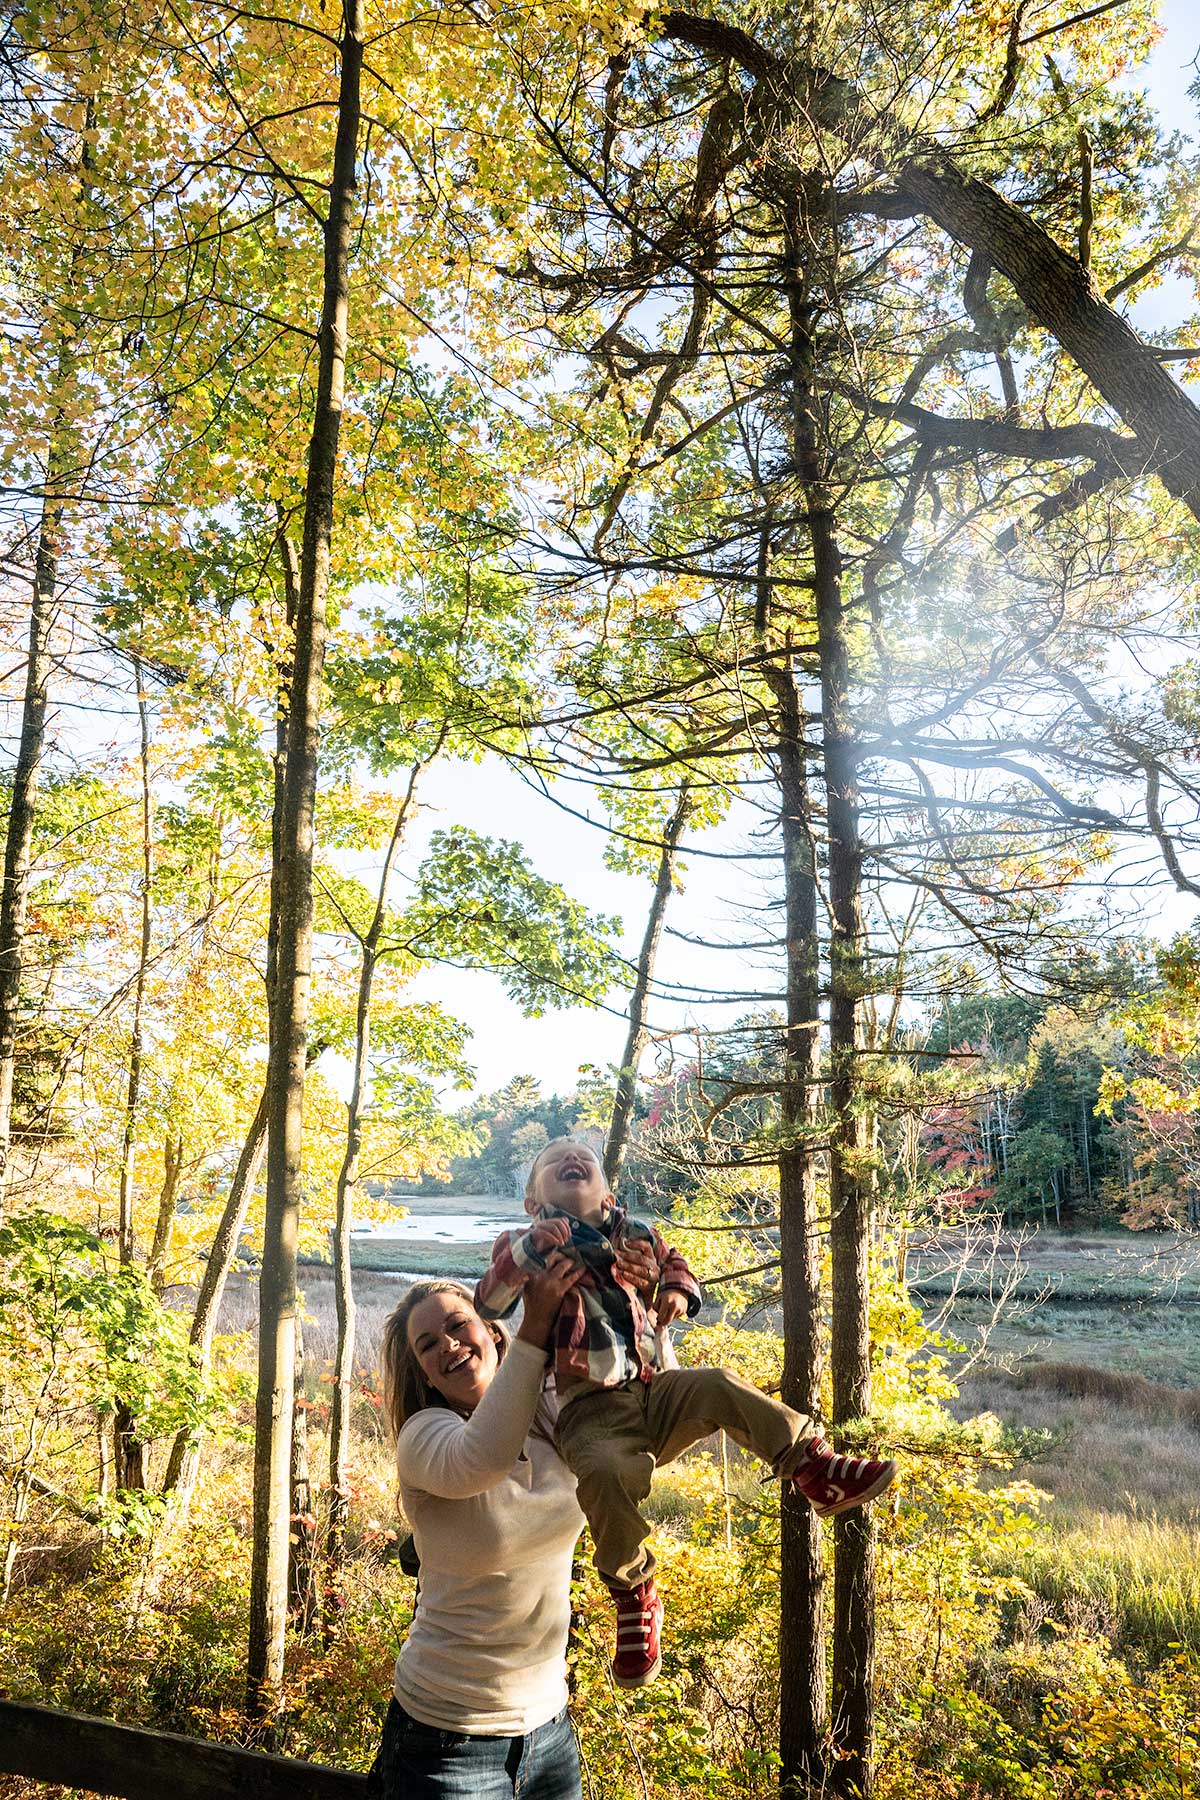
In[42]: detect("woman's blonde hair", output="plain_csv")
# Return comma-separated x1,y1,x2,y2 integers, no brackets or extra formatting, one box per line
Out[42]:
380,1279,508,1439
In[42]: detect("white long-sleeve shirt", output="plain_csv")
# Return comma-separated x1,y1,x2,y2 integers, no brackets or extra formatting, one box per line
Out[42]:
393,1335,584,1735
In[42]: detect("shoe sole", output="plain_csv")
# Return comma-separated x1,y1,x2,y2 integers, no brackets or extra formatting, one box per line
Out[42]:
811,1461,897,1518
612,1653,663,1689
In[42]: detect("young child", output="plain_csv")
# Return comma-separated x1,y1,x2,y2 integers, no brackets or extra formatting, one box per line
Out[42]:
474,1138,895,1688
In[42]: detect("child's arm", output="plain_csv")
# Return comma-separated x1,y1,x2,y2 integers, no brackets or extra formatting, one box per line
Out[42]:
615,1218,702,1324
474,1218,572,1320
649,1226,702,1325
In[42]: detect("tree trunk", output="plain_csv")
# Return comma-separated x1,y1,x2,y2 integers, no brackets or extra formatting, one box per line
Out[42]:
786,232,876,1793
0,79,92,1207
288,1315,319,1633
764,648,828,1796
659,12,1200,525
247,0,364,1717
96,1416,111,1501
113,667,154,1494
147,1130,184,1296
1,1471,32,1608
895,160,1200,521
603,783,692,1193
329,763,423,1576
0,477,59,1211
161,1083,270,1502
116,667,154,1269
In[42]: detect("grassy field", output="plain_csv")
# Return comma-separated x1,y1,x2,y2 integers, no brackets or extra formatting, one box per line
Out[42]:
922,1230,1200,1659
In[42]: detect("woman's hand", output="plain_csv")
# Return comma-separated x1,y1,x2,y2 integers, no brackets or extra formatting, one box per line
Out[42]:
517,1250,584,1349
613,1236,658,1299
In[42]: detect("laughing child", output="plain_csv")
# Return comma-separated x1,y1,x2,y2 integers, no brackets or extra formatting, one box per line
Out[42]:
474,1138,895,1688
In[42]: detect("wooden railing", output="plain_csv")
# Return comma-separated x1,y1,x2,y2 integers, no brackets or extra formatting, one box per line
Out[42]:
0,1698,370,1799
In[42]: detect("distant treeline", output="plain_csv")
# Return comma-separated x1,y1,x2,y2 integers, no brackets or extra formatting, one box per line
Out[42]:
422,969,1200,1232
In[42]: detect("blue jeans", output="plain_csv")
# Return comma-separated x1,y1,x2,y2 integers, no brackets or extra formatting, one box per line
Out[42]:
367,1697,582,1800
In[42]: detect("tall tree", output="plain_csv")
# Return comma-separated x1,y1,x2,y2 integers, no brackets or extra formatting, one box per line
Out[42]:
452,5,1200,1786
0,88,94,1206
247,0,365,1715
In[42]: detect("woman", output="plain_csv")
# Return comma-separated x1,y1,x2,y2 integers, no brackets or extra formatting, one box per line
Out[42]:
369,1251,589,1800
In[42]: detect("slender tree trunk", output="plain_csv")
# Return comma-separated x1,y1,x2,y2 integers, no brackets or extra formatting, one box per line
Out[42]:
0,81,92,1207
0,116,98,1195
0,478,60,1210
0,1471,31,1608
823,544,877,1800
161,1083,270,1501
96,1416,111,1501
288,1315,318,1632
764,645,828,1796
147,1130,184,1295
603,783,691,1193
328,759,425,1575
247,1,364,1716
117,668,154,1267
327,946,369,1577
113,668,154,1494
785,203,877,1795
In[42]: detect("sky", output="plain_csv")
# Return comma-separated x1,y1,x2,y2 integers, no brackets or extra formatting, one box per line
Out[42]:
392,761,777,1099
373,1,1200,1105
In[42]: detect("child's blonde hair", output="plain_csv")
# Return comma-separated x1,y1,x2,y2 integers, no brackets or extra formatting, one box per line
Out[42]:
380,1279,508,1439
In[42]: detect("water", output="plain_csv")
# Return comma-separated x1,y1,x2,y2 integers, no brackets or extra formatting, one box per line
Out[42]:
361,1213,501,1243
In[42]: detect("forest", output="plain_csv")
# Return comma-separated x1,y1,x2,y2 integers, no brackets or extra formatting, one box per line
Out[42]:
2,0,1200,1795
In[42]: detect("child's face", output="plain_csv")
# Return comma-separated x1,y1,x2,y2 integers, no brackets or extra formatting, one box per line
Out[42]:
529,1140,610,1225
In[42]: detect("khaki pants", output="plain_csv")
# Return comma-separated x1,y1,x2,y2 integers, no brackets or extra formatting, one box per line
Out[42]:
555,1367,816,1589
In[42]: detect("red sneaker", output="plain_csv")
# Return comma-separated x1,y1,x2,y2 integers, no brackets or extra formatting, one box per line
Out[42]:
608,1579,663,1688
789,1436,896,1517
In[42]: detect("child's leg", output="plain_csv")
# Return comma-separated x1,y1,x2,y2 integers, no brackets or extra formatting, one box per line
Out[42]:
554,1384,657,1589
644,1365,816,1474
645,1366,896,1517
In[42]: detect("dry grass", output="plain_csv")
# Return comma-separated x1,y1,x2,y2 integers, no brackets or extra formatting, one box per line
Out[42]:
1007,1358,1200,1427
956,1328,1200,1655
958,1366,1200,1528
214,1267,414,1378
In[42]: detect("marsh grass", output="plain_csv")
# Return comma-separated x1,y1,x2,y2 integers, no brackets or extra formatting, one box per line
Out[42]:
1012,1514,1200,1661
957,1342,1200,1656
910,1225,1200,1305
215,1267,412,1381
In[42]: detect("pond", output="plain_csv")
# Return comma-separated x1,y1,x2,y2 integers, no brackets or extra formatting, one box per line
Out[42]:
360,1211,504,1244
345,1193,517,1276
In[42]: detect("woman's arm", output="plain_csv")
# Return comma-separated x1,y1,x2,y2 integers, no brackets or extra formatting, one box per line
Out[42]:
397,1251,583,1501
396,1335,549,1499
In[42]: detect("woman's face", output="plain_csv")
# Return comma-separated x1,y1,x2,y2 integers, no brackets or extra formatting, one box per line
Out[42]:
407,1290,500,1413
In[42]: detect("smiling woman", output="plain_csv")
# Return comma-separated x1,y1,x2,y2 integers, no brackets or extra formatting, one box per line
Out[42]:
370,1261,587,1800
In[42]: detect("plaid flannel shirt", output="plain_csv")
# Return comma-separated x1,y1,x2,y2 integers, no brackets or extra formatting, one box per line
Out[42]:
473,1204,702,1397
